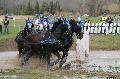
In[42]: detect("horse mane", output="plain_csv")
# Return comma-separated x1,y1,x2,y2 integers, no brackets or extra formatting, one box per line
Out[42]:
51,23,68,40
50,21,59,32
15,29,27,42
51,19,64,32
69,19,83,40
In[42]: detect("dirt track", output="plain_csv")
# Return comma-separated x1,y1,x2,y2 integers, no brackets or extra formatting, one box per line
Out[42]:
0,51,48,69
0,51,120,72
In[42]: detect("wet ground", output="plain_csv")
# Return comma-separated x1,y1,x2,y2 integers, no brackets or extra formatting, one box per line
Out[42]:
83,51,120,73
0,51,120,79
0,51,48,69
0,51,120,69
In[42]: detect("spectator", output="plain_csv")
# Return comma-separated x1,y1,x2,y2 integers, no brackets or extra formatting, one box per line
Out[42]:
77,17,84,32
0,16,3,34
4,15,9,34
106,16,113,29
114,15,120,23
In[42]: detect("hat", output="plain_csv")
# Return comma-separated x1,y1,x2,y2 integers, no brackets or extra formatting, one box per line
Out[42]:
44,16,48,19
78,17,81,22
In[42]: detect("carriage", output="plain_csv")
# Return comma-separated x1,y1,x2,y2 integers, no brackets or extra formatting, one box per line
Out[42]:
15,19,83,69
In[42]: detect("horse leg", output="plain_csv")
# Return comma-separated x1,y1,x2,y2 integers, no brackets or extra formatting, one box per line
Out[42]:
46,51,51,69
18,45,23,57
50,52,62,66
59,49,68,68
20,46,32,65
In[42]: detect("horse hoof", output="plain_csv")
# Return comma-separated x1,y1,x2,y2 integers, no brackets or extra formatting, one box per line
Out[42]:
50,62,54,66
21,62,25,65
47,64,51,70
59,63,63,68
85,54,89,57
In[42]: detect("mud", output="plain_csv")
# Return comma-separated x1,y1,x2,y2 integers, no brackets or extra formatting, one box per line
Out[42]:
0,51,120,79
0,51,120,70
0,39,17,51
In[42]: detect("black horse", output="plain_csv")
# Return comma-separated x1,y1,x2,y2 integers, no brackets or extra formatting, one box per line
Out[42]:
18,19,83,68
15,24,34,57
69,19,83,39
20,23,69,68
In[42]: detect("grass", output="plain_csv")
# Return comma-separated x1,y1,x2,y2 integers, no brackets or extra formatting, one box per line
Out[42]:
0,69,81,79
90,34,120,50
0,16,101,39
0,68,120,79
0,17,120,51
89,16,101,23
0,19,24,40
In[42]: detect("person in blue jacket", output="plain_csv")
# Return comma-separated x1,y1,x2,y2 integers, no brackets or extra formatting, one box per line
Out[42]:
77,17,84,32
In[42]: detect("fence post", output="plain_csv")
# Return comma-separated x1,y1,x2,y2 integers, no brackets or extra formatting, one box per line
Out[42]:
105,23,109,35
109,23,113,34
117,23,120,34
113,23,116,35
98,23,102,34
94,23,98,34
90,23,95,34
102,23,106,34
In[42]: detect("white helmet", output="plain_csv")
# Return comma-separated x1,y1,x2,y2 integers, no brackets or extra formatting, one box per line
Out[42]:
78,17,81,22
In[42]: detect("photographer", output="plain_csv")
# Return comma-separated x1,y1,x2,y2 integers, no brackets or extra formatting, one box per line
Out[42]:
4,15,9,34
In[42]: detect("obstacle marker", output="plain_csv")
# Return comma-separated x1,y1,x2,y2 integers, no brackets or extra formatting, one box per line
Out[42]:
76,26,89,61
117,23,120,34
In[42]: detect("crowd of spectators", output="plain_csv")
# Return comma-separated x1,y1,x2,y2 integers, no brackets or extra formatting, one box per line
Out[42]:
0,14,120,35
0,15,10,35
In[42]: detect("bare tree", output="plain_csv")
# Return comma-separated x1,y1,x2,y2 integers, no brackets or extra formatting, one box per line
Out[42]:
85,0,96,16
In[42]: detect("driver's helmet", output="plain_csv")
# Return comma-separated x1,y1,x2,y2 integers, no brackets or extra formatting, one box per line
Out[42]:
39,14,44,18
78,17,82,22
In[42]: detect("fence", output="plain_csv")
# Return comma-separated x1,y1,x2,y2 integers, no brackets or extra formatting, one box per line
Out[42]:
84,23,120,35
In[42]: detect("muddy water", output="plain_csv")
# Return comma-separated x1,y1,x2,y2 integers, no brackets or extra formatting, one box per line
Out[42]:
0,51,19,69
83,51,120,73
0,51,17,60
0,51,47,69
0,51,120,79
0,51,120,70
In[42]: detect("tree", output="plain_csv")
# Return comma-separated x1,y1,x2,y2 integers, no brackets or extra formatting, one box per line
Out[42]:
55,0,61,11
41,1,49,13
85,0,97,16
35,0,40,14
26,0,33,15
118,0,120,13
0,7,4,15
95,0,103,16
49,1,55,14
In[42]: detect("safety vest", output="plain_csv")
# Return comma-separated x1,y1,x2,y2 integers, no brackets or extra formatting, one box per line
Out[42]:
101,16,107,23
